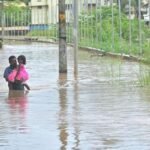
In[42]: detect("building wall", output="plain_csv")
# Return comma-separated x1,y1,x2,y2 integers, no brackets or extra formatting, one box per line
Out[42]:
31,6,48,24
30,0,48,29
30,0,47,6
47,0,58,24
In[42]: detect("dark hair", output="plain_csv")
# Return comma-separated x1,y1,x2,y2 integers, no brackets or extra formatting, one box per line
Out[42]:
17,55,26,64
9,55,16,63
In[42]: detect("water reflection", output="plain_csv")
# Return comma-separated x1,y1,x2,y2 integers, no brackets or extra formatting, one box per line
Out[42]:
7,91,28,109
58,73,80,150
6,90,28,134
72,74,80,150
58,73,68,150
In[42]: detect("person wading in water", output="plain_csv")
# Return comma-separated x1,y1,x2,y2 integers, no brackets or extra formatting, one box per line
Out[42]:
8,55,30,91
3,55,29,91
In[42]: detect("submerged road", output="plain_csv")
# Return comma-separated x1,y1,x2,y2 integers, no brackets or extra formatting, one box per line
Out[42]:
0,42,150,150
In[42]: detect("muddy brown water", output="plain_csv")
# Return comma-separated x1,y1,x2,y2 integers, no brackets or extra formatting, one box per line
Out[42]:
0,42,150,150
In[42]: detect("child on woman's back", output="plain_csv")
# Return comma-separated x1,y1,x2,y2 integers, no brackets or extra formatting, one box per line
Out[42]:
8,55,30,90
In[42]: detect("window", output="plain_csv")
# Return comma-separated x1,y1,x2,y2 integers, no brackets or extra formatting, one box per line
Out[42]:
66,4,72,10
38,6,42,9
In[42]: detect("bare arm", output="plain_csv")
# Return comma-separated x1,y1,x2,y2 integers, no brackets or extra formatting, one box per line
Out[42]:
15,64,21,81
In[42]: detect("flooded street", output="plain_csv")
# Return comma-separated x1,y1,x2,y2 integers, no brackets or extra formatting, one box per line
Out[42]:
0,42,150,150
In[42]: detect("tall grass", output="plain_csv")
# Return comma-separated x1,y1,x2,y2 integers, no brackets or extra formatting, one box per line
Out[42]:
138,71,150,86
79,7,150,58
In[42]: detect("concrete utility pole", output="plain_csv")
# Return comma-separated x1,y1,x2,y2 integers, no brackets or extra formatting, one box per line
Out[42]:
58,0,67,73
73,0,78,74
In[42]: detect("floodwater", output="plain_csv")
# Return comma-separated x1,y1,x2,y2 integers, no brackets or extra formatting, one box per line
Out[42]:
0,42,150,150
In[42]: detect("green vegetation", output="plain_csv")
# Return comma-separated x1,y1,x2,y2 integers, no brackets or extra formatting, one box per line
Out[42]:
0,1,30,27
4,3,31,26
27,25,58,40
79,7,150,59
138,71,150,86
5,0,30,5
27,6,150,62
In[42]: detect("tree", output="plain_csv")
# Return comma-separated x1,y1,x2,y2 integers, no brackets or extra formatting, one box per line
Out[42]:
5,0,30,5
